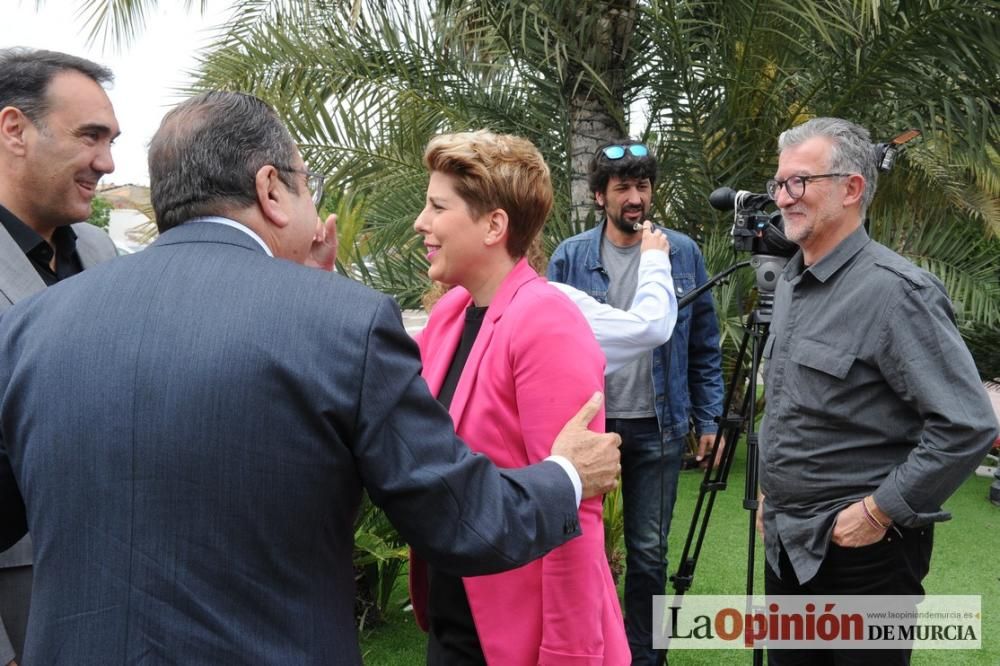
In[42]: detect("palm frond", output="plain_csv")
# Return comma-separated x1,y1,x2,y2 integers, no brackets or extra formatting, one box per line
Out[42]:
68,0,208,51
68,0,999,320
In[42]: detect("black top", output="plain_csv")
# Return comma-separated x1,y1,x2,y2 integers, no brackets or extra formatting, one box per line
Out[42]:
427,304,488,666
434,305,488,411
0,203,84,285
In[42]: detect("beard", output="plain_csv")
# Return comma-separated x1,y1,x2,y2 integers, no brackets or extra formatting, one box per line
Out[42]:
607,204,646,235
783,215,812,245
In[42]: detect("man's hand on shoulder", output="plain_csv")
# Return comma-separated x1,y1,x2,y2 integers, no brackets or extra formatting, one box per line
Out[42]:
551,392,621,499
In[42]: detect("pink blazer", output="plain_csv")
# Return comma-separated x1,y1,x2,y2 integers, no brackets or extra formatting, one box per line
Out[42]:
410,258,630,665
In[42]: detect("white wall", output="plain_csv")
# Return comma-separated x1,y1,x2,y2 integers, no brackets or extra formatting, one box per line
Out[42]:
108,209,152,253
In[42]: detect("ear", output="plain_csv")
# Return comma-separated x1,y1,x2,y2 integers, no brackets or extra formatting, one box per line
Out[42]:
0,107,31,156
842,173,865,208
255,165,292,229
483,208,509,247
594,190,606,209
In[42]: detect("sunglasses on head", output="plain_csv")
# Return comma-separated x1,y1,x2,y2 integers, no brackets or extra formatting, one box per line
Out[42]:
601,144,649,160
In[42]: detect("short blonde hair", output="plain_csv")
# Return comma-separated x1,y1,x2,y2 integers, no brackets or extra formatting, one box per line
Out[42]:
423,130,553,259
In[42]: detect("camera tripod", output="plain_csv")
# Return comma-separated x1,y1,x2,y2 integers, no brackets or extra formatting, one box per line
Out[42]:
667,253,786,664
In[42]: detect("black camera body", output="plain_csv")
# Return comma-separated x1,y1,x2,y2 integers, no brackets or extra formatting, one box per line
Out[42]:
733,207,781,254
709,187,797,258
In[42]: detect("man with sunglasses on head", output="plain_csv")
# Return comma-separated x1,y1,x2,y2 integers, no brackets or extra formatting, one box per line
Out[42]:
757,117,997,665
548,140,724,666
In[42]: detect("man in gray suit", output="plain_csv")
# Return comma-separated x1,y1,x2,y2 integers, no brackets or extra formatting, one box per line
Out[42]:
0,48,120,665
0,91,621,663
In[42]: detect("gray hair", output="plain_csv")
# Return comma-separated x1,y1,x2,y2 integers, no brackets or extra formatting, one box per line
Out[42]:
0,48,113,125
778,117,878,217
148,91,301,232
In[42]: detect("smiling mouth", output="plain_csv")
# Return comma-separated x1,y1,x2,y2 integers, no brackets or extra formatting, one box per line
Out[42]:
77,180,98,196
425,244,441,260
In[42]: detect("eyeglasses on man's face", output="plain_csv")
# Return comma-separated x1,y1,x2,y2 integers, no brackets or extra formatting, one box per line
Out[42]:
276,166,329,206
765,173,852,201
601,144,649,160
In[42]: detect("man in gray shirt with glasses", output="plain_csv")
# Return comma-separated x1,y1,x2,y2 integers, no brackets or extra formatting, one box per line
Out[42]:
758,117,997,666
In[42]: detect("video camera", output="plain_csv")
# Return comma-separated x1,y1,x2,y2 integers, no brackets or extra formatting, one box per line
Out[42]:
708,187,798,257
706,187,798,304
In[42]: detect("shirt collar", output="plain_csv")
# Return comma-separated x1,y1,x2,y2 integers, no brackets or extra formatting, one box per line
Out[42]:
784,224,870,284
187,216,274,257
0,202,78,257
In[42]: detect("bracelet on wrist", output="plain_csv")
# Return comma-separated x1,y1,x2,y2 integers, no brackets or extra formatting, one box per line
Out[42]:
862,497,890,531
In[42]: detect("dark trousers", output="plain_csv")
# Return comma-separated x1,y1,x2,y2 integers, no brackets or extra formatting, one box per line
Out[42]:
765,526,933,666
0,565,32,664
425,567,485,666
609,417,685,666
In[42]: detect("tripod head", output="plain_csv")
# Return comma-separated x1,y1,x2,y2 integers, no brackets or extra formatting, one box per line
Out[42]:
748,254,786,321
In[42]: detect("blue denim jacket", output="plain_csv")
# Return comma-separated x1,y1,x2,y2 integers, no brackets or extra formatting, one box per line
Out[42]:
548,221,724,440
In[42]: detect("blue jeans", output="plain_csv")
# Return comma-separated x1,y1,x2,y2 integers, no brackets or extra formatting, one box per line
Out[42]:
609,417,685,666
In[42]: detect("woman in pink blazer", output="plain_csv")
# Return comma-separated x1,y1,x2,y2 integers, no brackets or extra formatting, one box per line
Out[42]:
409,130,629,665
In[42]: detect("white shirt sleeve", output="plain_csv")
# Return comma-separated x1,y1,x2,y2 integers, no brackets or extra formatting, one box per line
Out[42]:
550,249,677,375
544,455,582,507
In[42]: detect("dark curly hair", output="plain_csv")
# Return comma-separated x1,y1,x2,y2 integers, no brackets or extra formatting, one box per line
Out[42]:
587,140,658,207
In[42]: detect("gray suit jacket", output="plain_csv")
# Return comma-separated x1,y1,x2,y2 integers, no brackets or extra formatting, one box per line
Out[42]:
0,221,117,569
0,221,580,664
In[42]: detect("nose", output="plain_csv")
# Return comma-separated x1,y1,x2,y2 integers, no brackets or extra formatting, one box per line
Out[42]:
774,183,795,209
94,142,115,176
413,207,430,235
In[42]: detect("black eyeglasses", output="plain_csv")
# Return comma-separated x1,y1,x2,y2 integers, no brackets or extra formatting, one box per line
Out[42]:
276,166,329,206
766,173,852,201
601,144,649,160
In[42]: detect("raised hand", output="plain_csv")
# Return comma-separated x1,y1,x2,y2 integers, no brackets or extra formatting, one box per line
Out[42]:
305,214,339,272
639,220,669,254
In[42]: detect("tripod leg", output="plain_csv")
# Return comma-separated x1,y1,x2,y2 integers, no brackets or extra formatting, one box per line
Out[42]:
742,319,769,666
670,322,756,595
665,316,770,665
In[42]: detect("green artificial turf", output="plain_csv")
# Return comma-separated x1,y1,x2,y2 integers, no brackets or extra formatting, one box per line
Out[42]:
360,439,1000,664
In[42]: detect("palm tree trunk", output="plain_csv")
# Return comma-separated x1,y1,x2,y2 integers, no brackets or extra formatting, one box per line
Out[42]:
566,0,638,234
569,99,623,234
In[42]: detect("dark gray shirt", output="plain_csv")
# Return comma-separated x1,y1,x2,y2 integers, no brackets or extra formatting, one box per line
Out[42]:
759,225,998,584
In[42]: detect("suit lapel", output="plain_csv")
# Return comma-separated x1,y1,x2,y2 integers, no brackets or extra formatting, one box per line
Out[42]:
448,258,538,433
75,228,111,269
446,312,492,432
0,226,45,308
421,300,468,399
